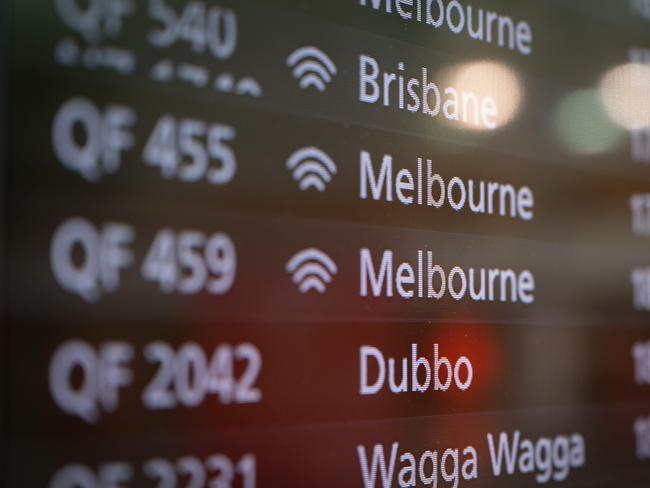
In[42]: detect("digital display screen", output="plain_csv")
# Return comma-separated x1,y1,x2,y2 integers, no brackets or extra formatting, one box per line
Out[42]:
4,1,650,486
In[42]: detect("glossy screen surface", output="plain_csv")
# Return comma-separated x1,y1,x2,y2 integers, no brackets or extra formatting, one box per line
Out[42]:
4,1,650,487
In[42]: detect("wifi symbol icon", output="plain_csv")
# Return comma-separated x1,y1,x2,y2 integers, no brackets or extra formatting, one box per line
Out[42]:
286,46,338,92
286,248,338,294
286,147,337,192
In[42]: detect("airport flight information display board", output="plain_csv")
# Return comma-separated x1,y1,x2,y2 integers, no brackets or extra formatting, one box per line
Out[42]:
3,0,650,486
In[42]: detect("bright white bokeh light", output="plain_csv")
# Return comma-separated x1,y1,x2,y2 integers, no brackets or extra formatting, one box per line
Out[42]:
444,61,523,131
599,63,650,130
